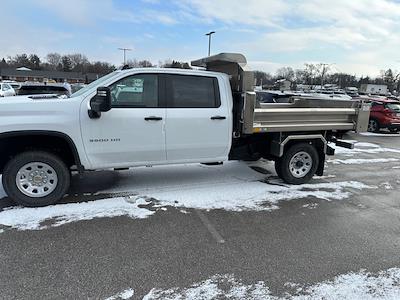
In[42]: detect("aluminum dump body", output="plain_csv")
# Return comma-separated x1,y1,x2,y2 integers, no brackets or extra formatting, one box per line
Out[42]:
192,53,370,136
251,97,370,133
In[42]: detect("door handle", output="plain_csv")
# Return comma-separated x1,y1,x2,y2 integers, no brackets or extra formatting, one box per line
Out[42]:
144,116,163,121
210,116,226,120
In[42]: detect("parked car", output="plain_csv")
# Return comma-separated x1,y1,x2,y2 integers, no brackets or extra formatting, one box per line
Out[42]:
0,82,16,97
365,98,400,132
17,82,71,97
2,80,21,92
345,87,359,98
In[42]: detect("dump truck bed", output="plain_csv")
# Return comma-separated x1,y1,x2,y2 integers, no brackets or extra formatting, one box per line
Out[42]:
191,53,370,136
242,96,370,134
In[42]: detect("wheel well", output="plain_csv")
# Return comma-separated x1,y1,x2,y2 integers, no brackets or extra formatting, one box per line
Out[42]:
0,133,82,174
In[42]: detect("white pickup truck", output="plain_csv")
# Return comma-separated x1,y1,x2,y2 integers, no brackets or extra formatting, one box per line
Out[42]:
0,53,370,207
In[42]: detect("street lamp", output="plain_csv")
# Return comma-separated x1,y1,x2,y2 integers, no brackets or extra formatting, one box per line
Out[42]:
118,47,132,65
205,31,216,57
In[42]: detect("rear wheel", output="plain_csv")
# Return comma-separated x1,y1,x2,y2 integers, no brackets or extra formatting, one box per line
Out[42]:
2,151,70,207
368,119,380,132
275,143,319,185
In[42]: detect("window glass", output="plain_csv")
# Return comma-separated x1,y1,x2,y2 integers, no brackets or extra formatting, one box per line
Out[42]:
168,75,220,108
109,74,158,108
71,71,118,98
386,103,400,112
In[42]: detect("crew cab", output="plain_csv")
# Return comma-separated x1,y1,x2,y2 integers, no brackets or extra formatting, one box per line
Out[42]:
364,98,400,132
0,53,370,207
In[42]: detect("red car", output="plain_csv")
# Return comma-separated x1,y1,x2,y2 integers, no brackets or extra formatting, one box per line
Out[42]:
365,98,400,133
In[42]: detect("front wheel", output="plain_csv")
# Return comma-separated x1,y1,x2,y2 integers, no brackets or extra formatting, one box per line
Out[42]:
275,143,319,185
2,151,70,207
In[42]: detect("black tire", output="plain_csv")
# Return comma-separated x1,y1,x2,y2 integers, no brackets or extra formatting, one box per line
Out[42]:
389,128,399,133
2,151,70,207
368,119,380,133
274,158,283,178
276,143,319,185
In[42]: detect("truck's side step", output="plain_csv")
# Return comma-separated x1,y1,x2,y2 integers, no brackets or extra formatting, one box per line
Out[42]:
201,162,223,166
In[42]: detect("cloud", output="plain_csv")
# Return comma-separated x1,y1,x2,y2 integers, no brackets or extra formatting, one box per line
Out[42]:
176,0,290,28
1,0,400,76
178,0,400,76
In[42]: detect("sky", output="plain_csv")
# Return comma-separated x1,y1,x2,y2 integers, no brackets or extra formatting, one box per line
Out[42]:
1,0,400,77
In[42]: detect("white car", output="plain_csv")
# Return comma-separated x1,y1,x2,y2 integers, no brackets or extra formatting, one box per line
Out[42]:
0,82,16,97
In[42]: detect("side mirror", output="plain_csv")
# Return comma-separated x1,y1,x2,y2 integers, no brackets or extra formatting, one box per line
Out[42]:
89,87,112,118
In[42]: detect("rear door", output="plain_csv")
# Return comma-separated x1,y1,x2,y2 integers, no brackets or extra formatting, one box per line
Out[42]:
164,73,231,162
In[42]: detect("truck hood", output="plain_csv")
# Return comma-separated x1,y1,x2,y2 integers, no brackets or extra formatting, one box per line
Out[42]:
0,95,81,135
0,95,67,104
0,95,79,118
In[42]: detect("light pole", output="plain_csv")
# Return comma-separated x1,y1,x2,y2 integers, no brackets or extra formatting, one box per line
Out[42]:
118,47,132,65
205,31,215,56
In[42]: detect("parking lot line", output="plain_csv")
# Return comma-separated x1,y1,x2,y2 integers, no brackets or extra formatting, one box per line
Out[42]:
196,210,226,244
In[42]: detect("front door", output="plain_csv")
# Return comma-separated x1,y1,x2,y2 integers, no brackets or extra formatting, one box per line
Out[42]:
164,74,231,162
80,74,166,169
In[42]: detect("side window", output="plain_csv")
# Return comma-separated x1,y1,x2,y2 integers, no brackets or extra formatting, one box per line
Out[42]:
109,74,158,108
167,75,220,108
2,84,9,91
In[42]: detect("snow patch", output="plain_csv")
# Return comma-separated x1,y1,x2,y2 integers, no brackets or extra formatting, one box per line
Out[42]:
105,288,134,300
140,181,372,212
0,162,373,231
328,158,399,165
313,174,336,179
0,196,154,231
302,203,318,209
380,182,393,190
330,141,400,155
361,132,400,137
143,274,271,300
143,268,400,299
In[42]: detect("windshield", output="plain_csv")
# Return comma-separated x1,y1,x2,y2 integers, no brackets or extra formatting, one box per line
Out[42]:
71,71,119,97
386,103,400,112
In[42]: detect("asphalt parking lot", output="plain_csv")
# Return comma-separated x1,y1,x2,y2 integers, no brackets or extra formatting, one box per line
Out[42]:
1,132,400,299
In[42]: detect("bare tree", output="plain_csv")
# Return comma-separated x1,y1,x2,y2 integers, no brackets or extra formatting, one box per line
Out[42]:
275,67,295,81
46,53,62,70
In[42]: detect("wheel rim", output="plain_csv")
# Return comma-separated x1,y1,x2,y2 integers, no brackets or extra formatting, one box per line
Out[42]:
289,151,313,178
15,162,58,198
368,120,377,132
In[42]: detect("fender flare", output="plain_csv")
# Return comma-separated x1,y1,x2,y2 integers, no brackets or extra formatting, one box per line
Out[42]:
0,130,84,173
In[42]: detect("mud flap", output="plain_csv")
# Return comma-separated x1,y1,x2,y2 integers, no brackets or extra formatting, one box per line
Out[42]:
316,152,325,176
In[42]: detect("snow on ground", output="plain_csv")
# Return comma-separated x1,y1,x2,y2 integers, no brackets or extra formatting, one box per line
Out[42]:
0,162,373,232
140,180,371,212
360,132,400,137
302,203,319,209
0,196,154,231
105,288,134,300
140,267,400,299
330,141,400,156
328,158,399,165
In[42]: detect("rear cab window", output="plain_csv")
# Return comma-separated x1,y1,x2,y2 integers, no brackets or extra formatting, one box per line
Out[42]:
166,74,220,108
